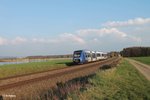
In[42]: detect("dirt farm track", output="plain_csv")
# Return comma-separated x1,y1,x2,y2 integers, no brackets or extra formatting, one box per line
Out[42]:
0,57,120,98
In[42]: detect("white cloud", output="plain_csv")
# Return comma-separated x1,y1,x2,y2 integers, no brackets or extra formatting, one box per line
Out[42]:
0,37,8,45
0,36,28,46
78,28,127,38
11,37,27,45
32,38,48,43
31,27,140,46
31,33,85,45
0,24,142,48
32,38,60,44
0,17,147,54
32,38,44,43
77,27,143,43
103,17,150,27
127,36,142,42
59,33,86,44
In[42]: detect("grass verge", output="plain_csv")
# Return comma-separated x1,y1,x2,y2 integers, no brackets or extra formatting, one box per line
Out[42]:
69,59,150,100
0,59,72,78
130,56,150,65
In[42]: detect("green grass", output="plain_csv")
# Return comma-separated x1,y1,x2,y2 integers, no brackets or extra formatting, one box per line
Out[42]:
130,56,150,65
0,59,72,78
71,59,150,100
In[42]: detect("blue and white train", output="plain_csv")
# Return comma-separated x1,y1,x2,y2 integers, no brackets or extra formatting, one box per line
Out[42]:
73,50,107,64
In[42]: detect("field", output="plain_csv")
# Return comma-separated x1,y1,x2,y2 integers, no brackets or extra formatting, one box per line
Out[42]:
1,58,150,99
130,56,150,65
68,59,150,100
0,59,72,78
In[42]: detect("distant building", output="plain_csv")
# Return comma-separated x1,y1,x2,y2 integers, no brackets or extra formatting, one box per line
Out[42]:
108,51,120,57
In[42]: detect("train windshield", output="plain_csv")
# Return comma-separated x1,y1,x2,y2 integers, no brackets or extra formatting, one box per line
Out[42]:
74,51,81,57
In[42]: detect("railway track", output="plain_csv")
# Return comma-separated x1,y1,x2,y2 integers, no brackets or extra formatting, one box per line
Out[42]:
0,57,120,91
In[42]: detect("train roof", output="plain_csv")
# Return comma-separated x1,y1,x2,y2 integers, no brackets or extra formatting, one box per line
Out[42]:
74,49,90,52
74,50,107,54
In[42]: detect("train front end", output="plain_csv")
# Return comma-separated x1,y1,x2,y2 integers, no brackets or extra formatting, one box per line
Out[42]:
73,50,85,64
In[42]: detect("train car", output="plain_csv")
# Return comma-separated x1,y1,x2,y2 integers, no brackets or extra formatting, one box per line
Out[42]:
96,51,103,60
102,52,108,59
73,50,107,64
73,50,91,64
91,51,96,61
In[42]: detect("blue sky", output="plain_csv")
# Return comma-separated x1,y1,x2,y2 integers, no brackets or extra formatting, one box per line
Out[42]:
0,0,150,56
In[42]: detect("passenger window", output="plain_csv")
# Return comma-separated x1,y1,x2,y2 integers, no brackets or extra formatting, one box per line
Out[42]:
92,53,96,58
86,54,89,58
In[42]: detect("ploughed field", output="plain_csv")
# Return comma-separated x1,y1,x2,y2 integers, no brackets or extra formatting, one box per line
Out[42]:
0,59,72,78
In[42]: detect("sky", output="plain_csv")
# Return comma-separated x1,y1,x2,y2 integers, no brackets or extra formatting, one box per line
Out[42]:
0,0,150,57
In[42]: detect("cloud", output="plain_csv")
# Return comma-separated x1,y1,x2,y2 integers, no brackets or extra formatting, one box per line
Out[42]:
59,33,86,44
32,37,65,44
0,21,143,48
0,17,147,52
0,37,8,45
103,17,150,27
78,28,127,38
77,27,143,43
127,36,142,42
0,36,27,46
31,26,141,46
11,37,27,45
31,33,86,45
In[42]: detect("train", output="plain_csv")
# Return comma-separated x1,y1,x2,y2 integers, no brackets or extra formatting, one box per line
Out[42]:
73,50,107,64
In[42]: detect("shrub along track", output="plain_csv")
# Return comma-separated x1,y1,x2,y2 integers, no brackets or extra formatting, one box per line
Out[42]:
0,57,121,98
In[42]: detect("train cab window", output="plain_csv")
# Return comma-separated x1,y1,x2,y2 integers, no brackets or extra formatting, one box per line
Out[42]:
74,52,81,57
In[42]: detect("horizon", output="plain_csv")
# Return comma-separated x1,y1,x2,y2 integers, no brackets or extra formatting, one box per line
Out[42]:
0,0,150,56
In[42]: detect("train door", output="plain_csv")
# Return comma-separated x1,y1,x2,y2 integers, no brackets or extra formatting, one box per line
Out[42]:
92,51,96,61
85,51,91,62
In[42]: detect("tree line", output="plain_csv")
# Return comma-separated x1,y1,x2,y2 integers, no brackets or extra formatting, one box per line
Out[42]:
120,47,150,57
